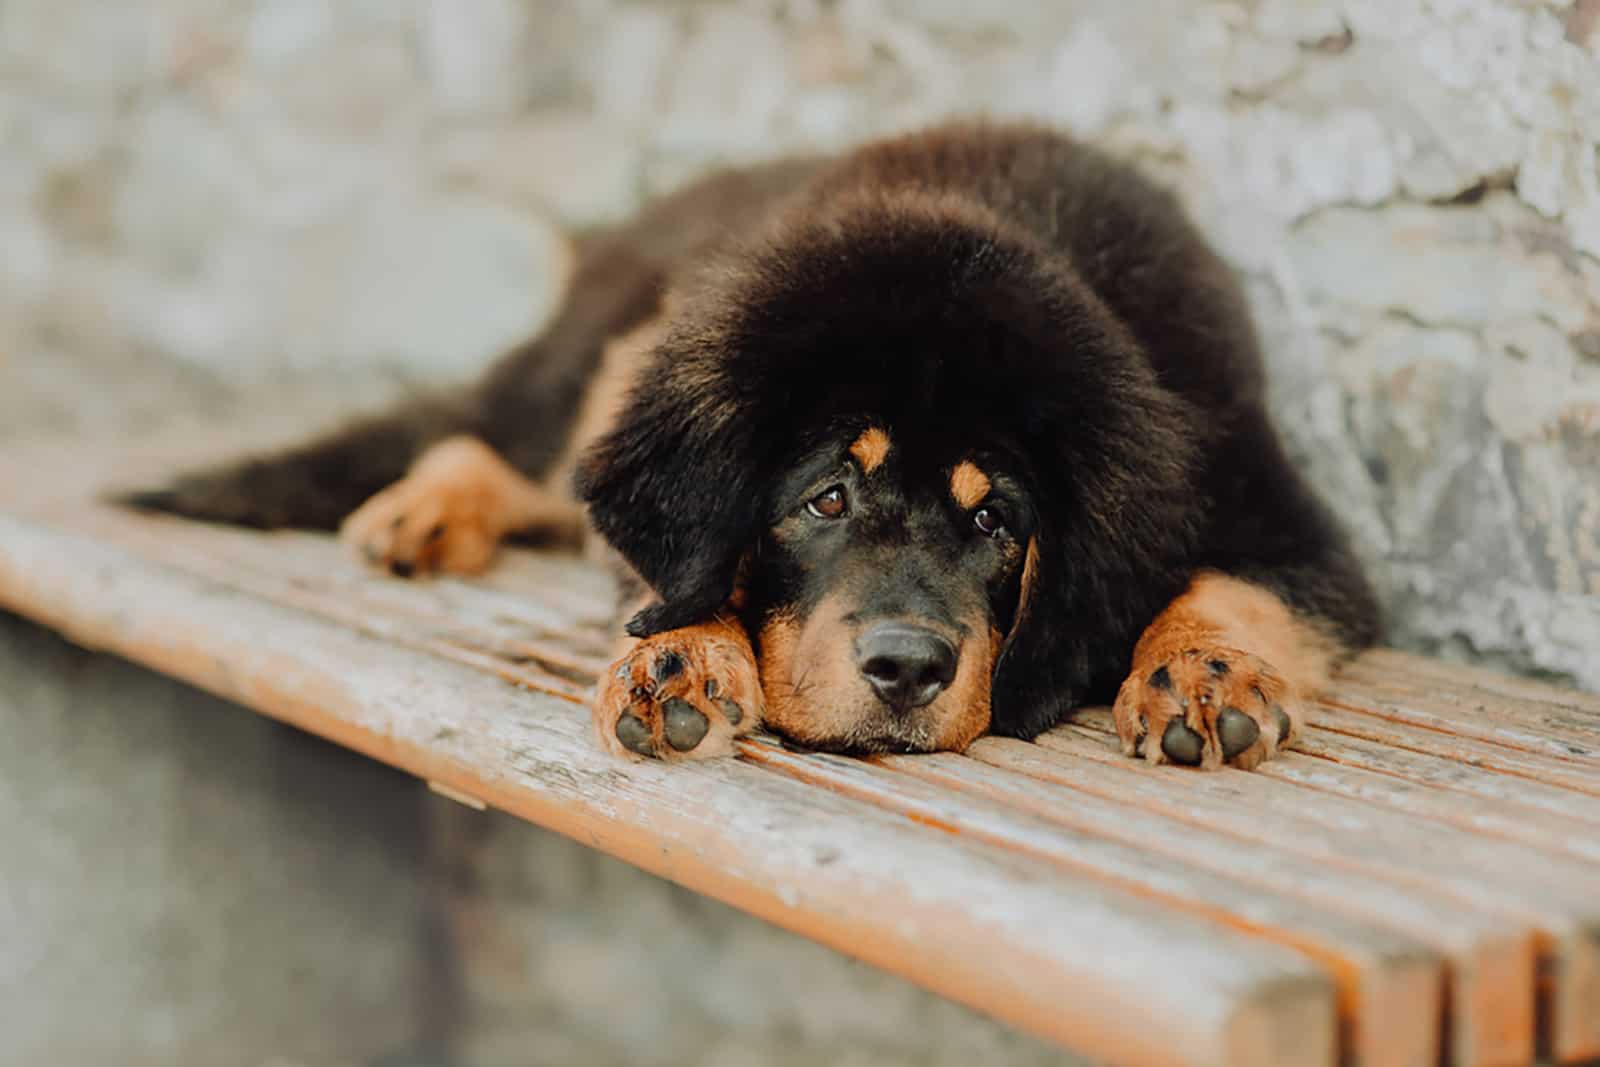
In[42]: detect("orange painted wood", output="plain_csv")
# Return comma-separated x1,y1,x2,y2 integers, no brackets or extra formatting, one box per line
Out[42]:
748,741,1444,1067
3,430,1598,1066
1033,725,1600,1063
0,514,1336,1067
967,738,1538,1067
1293,723,1600,830
741,739,1441,1067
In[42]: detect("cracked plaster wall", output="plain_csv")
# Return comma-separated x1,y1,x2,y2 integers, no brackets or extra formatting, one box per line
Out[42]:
3,0,1597,683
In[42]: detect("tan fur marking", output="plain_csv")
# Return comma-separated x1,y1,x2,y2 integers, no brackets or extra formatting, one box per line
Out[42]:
340,436,582,576
849,427,891,473
758,606,861,747
756,611,809,732
1113,570,1341,770
1148,572,1338,693
950,460,991,510
1011,537,1040,636
938,624,999,751
548,312,670,507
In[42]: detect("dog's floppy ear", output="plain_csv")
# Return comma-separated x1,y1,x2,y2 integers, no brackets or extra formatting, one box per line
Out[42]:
575,349,768,637
987,383,1202,739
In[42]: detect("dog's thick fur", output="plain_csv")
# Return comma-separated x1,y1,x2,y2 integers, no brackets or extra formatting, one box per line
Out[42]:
122,122,1380,769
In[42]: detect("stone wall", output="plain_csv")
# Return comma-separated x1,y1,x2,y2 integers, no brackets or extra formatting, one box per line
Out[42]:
4,0,1598,683
9,0,1600,683
4,4,1597,1065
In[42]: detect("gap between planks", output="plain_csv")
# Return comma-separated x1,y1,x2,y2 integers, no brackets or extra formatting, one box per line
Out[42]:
0,512,1339,1067
9,492,1600,1065
1041,716,1600,1064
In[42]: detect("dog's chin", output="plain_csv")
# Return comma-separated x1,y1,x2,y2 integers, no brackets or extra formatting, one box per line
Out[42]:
765,696,990,755
799,720,941,756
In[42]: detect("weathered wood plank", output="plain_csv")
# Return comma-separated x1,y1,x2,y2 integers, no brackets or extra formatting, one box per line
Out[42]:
69,511,606,699
965,738,1537,1067
1324,674,1600,766
1033,725,1600,1063
907,744,1551,1067
740,741,1443,1067
0,514,1338,1067
1291,724,1600,831
1353,650,1600,718
1310,702,1600,800
1071,708,1600,862
6,431,1597,1066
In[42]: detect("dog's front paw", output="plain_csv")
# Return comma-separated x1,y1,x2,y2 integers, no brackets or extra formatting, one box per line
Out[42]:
1113,644,1296,771
593,619,763,761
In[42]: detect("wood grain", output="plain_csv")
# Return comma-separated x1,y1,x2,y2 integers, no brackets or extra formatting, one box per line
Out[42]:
3,430,1598,1067
1035,722,1600,1063
0,513,1336,1067
1071,708,1600,861
742,741,1442,1067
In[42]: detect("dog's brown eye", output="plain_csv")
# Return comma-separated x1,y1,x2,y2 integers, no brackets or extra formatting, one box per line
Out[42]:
806,485,848,519
973,506,1005,537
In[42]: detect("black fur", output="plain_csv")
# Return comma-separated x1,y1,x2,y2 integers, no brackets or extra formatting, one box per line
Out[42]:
112,393,478,530
578,124,1377,736
123,121,1380,740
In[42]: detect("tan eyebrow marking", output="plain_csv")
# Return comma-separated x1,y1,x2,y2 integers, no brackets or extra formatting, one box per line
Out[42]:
950,461,992,510
848,427,891,473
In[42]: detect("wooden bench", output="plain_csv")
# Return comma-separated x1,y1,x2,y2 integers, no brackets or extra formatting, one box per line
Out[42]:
2,429,1597,1067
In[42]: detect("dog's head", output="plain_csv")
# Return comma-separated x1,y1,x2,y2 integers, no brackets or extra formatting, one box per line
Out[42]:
578,191,1202,750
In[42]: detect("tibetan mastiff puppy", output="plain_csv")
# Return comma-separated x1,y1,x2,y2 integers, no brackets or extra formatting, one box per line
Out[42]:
123,122,1380,770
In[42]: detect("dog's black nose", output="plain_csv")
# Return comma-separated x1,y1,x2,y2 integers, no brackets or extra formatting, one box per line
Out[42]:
855,624,958,711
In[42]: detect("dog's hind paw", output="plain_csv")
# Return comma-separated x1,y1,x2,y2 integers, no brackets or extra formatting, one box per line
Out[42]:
340,436,580,578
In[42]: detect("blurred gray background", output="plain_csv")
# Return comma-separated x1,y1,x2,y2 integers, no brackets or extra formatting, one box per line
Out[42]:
2,1,1597,1064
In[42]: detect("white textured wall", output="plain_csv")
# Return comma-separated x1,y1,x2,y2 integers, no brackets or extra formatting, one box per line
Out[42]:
4,0,1598,684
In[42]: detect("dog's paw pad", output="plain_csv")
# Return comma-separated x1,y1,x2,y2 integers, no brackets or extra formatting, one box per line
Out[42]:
592,623,763,761
1115,645,1297,771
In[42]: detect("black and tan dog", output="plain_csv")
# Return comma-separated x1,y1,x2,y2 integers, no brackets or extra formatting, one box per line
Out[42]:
123,122,1380,770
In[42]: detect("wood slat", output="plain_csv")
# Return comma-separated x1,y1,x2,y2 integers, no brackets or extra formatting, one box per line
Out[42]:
1325,672,1600,767
1309,702,1600,800
70,512,606,700
1070,709,1600,862
1031,725,1600,1063
4,430,1598,1067
741,740,1442,1067
963,738,1537,1067
0,513,1338,1067
1354,650,1600,718
900,745,1548,1067
1292,724,1600,831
